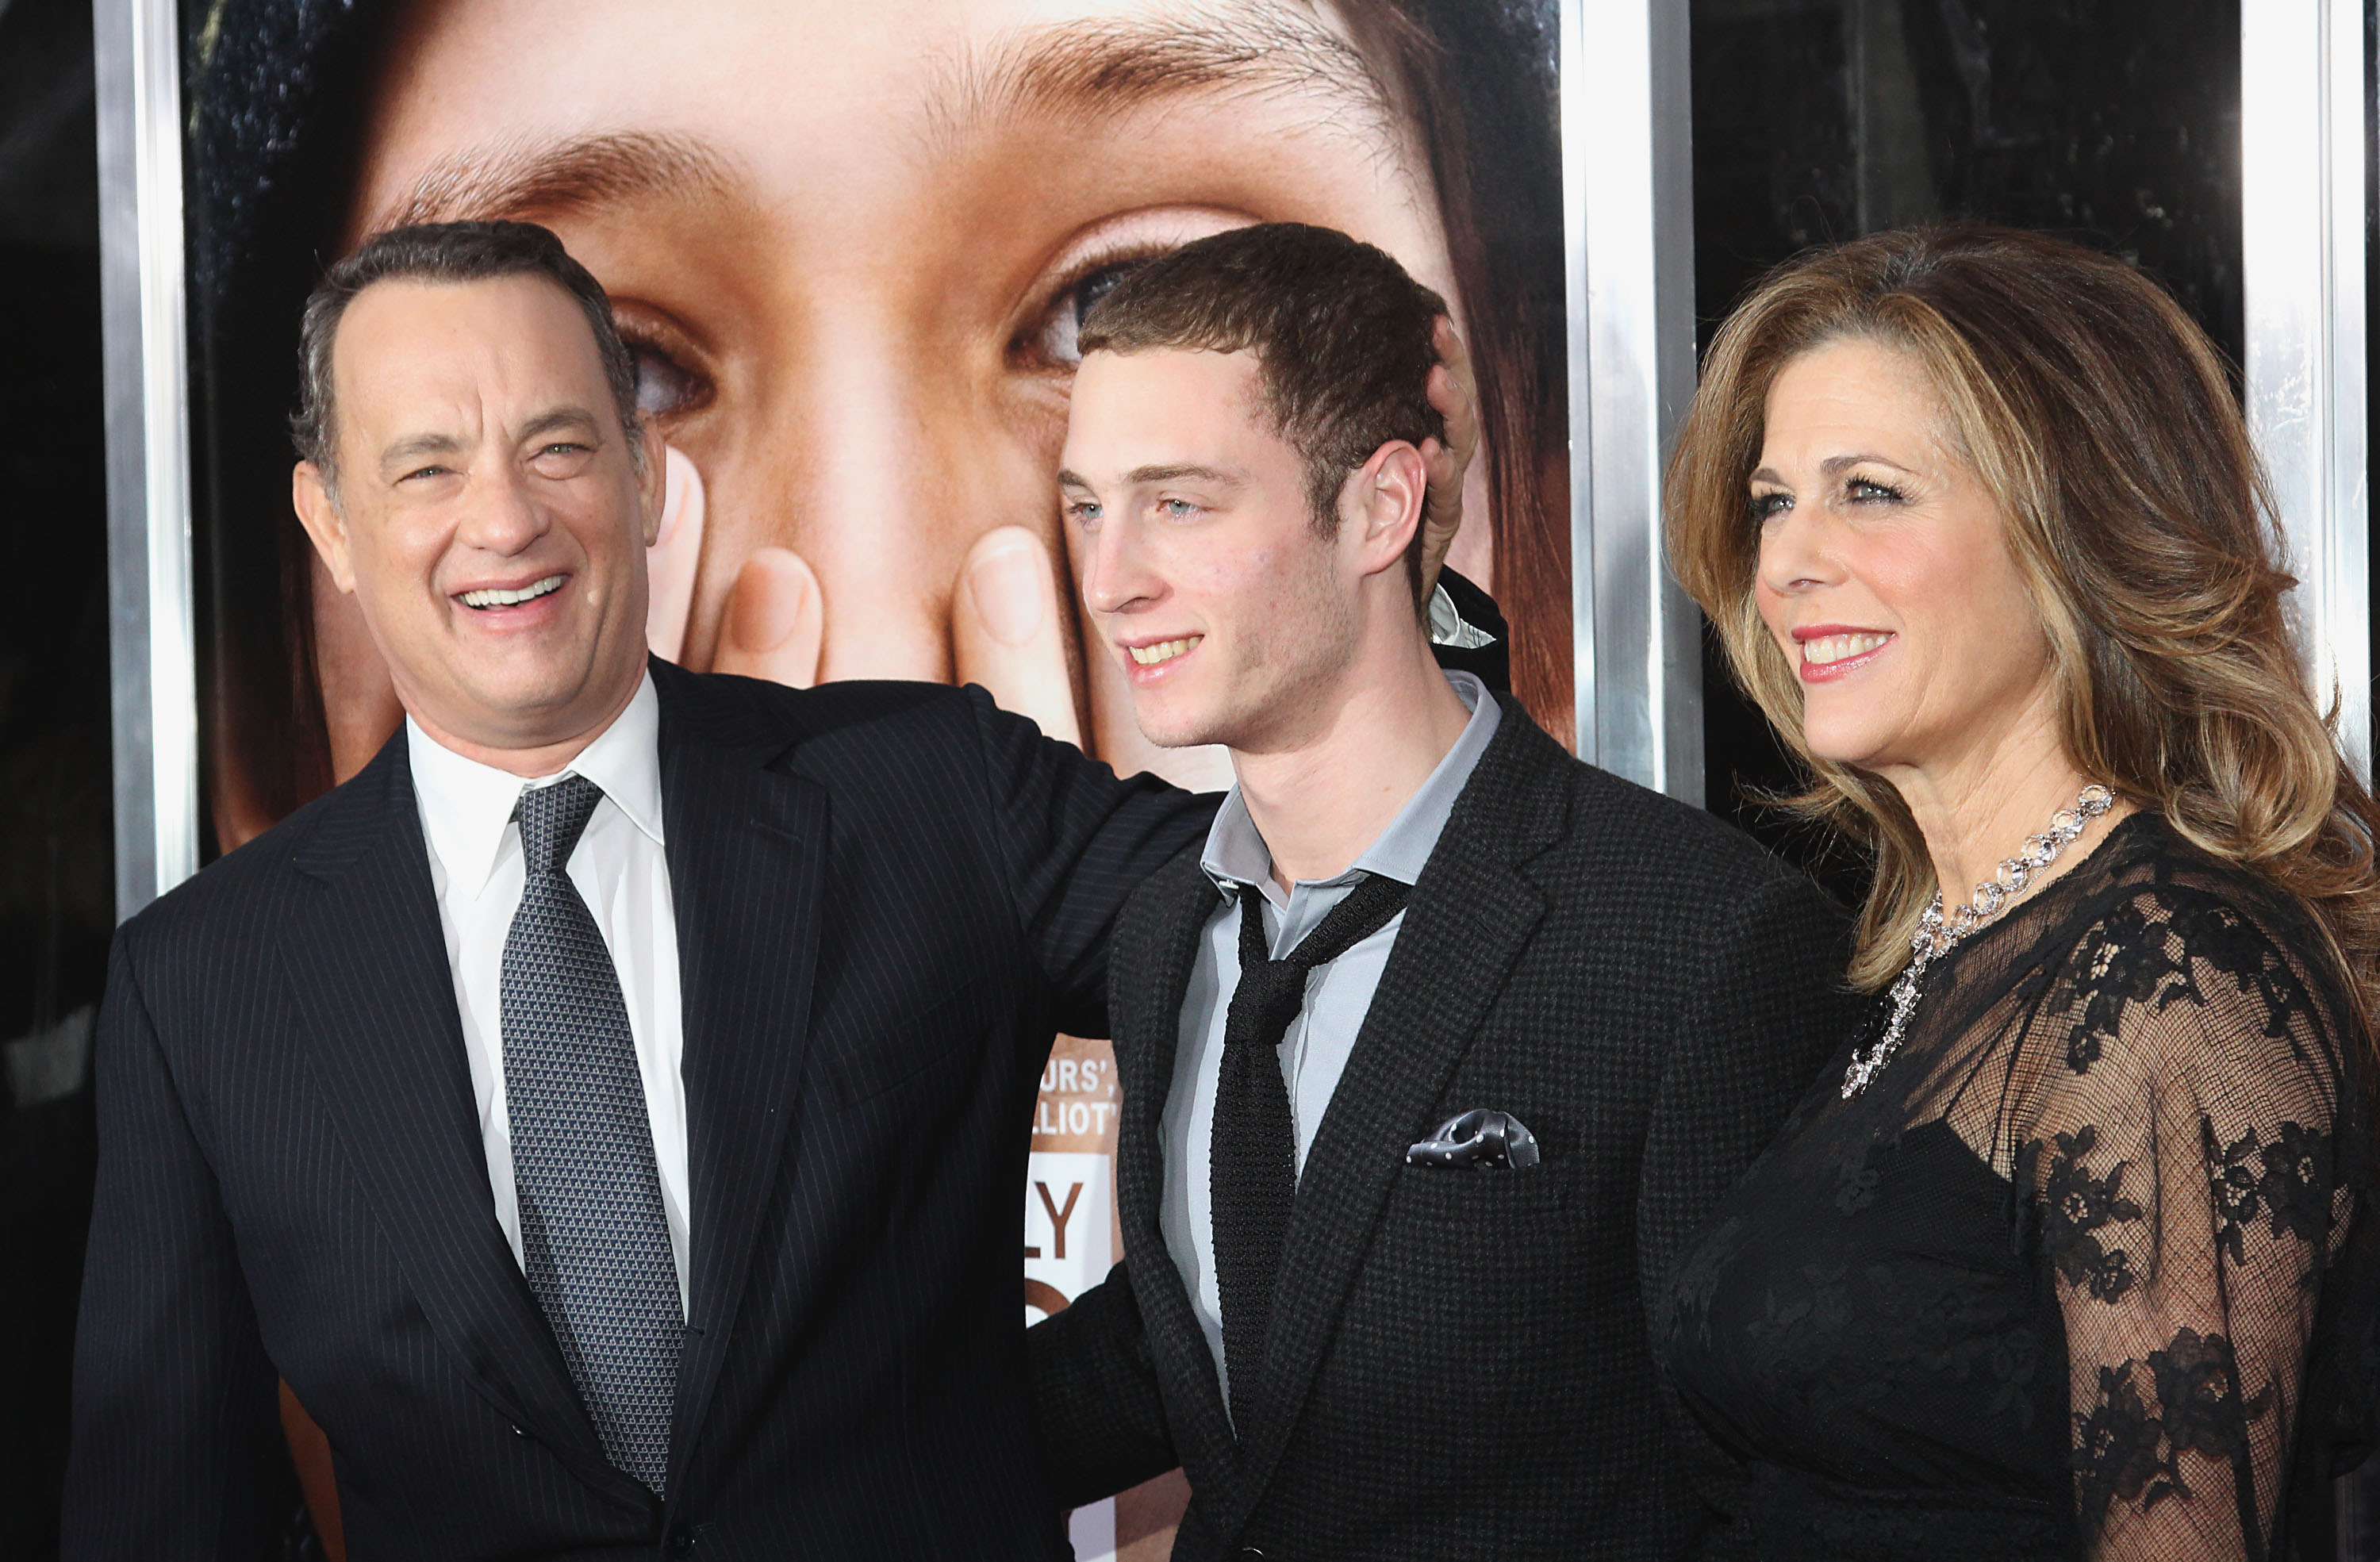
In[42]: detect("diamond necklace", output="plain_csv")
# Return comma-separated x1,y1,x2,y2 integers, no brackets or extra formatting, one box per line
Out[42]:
1840,781,2116,1100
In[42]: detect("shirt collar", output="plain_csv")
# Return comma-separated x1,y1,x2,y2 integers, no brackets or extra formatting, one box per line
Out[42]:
1200,670,1501,900
408,670,665,902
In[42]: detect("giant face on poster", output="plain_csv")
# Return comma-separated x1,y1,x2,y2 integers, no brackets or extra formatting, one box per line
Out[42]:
183,2,1565,1552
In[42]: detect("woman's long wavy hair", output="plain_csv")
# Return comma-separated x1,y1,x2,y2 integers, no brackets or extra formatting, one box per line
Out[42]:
1666,225,2380,1042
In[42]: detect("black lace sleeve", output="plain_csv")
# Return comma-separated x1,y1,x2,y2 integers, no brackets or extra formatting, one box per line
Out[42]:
2021,889,2352,1561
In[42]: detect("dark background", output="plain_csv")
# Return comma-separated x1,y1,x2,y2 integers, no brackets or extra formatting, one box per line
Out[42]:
0,0,109,1555
1690,0,2248,901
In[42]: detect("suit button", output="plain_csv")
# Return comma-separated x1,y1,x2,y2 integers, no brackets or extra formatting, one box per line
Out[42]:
509,1423,531,1440
664,1526,696,1557
1238,1551,1266,1559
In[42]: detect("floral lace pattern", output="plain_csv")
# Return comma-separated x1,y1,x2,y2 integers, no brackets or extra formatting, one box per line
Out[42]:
1658,815,2372,1562
2072,1328,2274,1535
2034,1128,2144,1303
2207,1120,2333,1264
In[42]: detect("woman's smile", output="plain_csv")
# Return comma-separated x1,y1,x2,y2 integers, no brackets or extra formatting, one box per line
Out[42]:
1792,624,1895,681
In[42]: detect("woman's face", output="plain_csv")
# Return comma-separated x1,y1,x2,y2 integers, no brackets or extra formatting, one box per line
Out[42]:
333,0,1469,787
1750,336,2056,781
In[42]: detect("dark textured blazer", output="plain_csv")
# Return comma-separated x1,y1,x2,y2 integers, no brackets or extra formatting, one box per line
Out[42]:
1028,698,1868,1560
62,661,1211,1561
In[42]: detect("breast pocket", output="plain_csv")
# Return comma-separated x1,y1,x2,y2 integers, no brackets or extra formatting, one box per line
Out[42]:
1358,1154,1587,1390
826,975,997,1104
1391,1157,1573,1222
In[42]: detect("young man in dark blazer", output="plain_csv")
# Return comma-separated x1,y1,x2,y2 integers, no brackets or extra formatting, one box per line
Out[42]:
1030,224,1868,1559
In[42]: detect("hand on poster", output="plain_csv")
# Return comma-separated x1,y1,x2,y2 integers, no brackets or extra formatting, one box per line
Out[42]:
946,528,1085,747
654,448,1083,747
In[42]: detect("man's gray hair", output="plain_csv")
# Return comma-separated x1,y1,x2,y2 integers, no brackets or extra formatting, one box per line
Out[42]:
290,220,644,493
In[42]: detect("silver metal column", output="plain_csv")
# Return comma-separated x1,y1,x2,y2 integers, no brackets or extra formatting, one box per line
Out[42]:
2242,0,2370,778
93,0,199,920
2242,6,2380,1541
1561,0,1704,803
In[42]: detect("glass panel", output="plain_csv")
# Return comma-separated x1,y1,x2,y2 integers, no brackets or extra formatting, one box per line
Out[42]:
1690,0,2245,892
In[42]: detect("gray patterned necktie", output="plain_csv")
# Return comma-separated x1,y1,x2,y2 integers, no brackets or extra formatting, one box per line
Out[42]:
502,773,680,1492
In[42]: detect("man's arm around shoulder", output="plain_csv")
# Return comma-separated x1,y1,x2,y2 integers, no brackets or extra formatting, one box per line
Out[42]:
62,924,282,1560
962,685,1214,1038
1027,1259,1180,1508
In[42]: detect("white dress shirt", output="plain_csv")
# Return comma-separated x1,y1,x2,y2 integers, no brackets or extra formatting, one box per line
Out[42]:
1160,671,1500,1410
407,672,689,1311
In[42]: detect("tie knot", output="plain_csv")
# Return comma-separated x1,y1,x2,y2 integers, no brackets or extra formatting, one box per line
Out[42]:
1223,872,1412,1054
516,773,605,877
1230,958,1313,1044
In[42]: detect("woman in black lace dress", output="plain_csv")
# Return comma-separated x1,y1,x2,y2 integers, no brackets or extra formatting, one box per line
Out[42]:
1659,226,2380,1560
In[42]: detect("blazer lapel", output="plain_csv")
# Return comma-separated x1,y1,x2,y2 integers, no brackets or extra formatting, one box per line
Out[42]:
1228,701,1571,1518
281,731,646,1509
651,664,829,1497
1107,846,1246,1495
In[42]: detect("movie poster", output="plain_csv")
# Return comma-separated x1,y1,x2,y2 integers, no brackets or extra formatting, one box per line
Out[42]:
182,2,1565,1552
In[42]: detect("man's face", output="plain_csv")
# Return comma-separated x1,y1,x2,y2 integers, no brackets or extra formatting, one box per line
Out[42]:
337,0,1462,785
294,274,661,758
1061,347,1357,755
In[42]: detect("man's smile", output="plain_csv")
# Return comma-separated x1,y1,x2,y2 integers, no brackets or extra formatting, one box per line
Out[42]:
1127,635,1202,667
458,573,566,610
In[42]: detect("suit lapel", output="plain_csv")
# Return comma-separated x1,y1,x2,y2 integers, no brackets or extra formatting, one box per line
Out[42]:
651,663,829,1496
282,731,646,1508
1228,702,1570,1518
1107,847,1246,1494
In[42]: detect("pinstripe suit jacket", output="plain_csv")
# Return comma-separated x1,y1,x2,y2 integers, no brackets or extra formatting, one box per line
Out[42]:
61,661,1212,1561
1027,698,1869,1560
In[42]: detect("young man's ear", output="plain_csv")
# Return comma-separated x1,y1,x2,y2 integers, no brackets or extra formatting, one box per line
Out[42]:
1345,440,1429,580
291,462,357,594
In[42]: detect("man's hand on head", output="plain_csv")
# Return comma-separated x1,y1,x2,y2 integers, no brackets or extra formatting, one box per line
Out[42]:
1417,317,1479,598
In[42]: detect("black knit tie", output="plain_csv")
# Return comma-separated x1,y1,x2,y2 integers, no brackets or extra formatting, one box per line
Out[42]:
1212,871,1412,1436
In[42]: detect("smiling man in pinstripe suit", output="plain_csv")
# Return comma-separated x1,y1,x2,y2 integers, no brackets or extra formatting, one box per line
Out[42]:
60,219,1219,1561
63,212,1509,1560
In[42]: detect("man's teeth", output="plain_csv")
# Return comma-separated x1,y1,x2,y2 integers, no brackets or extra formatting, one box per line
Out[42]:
460,575,565,609
1802,631,1891,666
1128,635,1202,667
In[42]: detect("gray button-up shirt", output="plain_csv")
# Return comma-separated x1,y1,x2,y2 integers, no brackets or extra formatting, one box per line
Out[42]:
1158,670,1501,1410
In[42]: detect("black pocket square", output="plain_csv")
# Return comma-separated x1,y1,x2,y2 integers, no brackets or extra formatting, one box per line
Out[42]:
1406,1108,1541,1169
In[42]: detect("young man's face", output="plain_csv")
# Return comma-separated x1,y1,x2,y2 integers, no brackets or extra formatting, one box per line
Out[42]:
334,0,1466,788
1061,347,1361,756
292,274,662,758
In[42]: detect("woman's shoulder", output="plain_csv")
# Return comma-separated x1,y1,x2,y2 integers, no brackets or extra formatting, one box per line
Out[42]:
2044,811,2320,970
2020,812,2354,1111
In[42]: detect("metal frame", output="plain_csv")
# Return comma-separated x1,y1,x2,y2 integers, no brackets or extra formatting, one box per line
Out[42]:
2242,0,2371,778
94,0,198,921
2241,10,2380,1539
1560,0,1704,804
